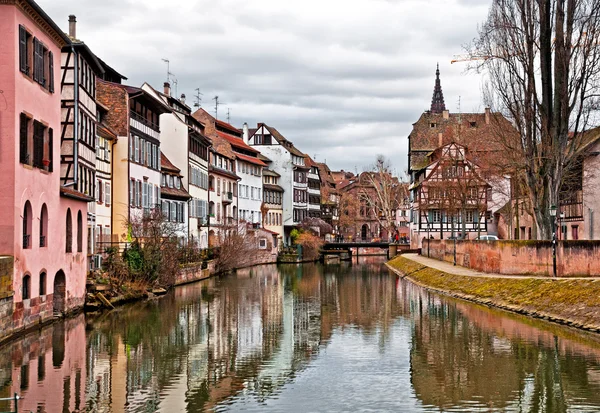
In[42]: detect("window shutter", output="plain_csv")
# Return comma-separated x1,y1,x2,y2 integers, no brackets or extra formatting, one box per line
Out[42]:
33,38,43,83
106,182,111,206
19,26,27,74
48,128,53,172
129,135,133,160
95,179,100,201
48,51,54,92
134,136,139,162
142,182,148,209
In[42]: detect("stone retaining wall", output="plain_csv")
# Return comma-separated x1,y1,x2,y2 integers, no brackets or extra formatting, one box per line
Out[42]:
424,239,600,276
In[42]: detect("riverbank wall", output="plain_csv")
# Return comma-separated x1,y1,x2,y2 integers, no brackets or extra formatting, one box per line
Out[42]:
424,239,600,277
386,255,600,333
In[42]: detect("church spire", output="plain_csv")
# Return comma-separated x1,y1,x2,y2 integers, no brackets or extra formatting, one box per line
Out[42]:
430,63,446,113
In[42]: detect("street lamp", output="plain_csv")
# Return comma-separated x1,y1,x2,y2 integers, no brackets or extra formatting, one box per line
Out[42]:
549,205,557,277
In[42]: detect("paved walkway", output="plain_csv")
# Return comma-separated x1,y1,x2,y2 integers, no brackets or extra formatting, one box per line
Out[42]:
399,253,600,280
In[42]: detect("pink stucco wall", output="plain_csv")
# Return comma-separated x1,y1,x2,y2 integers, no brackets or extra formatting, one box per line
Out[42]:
426,239,600,277
0,5,87,332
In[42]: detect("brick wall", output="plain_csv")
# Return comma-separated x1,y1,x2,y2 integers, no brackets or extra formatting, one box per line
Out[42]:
426,239,600,277
97,80,128,136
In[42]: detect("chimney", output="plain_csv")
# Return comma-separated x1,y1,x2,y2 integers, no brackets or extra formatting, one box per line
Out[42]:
68,15,77,38
163,82,170,96
243,122,249,144
442,109,449,120
180,93,186,104
485,107,490,124
438,132,443,147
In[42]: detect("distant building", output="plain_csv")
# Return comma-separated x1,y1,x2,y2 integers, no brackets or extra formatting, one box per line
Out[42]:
160,153,191,240
305,156,322,219
408,65,513,244
143,82,211,247
96,81,171,242
261,159,285,242
248,124,309,245
409,142,490,247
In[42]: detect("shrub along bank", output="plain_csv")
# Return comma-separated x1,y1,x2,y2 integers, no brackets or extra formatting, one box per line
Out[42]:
387,255,600,333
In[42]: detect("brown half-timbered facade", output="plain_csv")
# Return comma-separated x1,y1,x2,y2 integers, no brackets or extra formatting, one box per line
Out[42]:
410,143,490,246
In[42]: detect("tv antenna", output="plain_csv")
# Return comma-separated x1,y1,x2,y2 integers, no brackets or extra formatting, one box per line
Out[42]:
161,58,171,83
226,108,231,124
194,88,203,107
213,96,225,120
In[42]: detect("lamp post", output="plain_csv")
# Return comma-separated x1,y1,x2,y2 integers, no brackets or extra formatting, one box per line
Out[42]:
550,205,557,277
427,222,431,258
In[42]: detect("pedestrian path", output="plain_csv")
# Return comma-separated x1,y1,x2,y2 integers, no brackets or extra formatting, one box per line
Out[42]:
398,253,600,280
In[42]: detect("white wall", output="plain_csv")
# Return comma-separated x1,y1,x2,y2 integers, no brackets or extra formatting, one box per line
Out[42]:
237,159,263,224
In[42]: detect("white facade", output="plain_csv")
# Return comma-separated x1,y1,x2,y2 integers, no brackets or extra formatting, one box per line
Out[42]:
307,164,321,217
237,159,263,225
142,83,210,248
248,124,308,245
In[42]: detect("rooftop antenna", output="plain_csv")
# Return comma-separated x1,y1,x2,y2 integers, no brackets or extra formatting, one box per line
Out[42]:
194,88,203,107
226,108,231,124
171,77,178,98
213,96,225,120
161,58,170,83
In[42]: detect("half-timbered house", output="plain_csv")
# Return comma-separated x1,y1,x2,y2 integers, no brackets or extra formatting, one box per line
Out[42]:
410,142,490,246
59,15,106,269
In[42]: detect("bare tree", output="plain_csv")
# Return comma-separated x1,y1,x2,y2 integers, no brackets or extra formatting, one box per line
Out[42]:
362,155,405,239
213,224,259,273
467,0,600,239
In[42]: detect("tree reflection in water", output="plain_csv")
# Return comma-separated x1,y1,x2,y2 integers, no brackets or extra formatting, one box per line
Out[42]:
1,258,600,412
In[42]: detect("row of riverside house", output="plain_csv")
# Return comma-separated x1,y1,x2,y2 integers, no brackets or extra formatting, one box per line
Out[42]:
0,1,340,341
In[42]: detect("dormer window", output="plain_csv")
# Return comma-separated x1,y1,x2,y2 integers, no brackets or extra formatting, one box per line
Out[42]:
168,175,173,188
161,174,166,187
430,123,436,128
175,177,180,189
470,121,477,127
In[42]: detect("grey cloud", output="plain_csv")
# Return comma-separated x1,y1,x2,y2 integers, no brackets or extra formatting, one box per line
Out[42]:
37,0,490,174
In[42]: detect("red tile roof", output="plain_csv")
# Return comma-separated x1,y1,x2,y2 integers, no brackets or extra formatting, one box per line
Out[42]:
236,152,267,167
216,131,259,154
160,153,180,174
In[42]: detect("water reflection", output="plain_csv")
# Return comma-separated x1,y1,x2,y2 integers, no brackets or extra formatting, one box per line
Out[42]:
1,258,600,412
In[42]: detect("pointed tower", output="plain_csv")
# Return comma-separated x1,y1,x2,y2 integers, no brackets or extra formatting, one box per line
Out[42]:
430,63,446,113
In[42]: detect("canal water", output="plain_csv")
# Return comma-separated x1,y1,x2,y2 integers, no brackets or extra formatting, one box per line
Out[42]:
2,258,600,412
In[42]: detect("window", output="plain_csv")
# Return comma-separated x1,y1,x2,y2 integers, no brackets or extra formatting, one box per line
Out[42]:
22,275,31,300
258,238,267,249
466,210,474,223
469,121,477,128
39,272,46,296
77,210,83,252
66,209,72,253
175,177,180,189
432,210,441,223
168,175,173,188
23,201,32,249
40,204,47,248
20,113,31,165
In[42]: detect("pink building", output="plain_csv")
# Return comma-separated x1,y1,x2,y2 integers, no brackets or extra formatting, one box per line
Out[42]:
0,0,89,339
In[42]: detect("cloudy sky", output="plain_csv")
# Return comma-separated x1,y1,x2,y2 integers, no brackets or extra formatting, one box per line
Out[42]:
41,0,492,175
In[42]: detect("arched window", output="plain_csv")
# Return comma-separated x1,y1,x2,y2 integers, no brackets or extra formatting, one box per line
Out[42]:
209,201,215,216
40,204,48,247
65,209,72,253
22,274,30,300
77,210,83,252
39,271,46,296
23,201,32,249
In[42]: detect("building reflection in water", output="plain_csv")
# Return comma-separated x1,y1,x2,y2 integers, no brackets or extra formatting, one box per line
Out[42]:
1,258,600,412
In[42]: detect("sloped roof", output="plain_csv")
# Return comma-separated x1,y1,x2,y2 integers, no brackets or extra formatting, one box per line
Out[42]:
160,153,180,174
161,185,191,200
260,124,305,157
263,169,281,177
217,131,259,154
211,135,236,159
408,110,516,171
236,152,267,166
264,183,284,192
